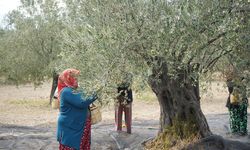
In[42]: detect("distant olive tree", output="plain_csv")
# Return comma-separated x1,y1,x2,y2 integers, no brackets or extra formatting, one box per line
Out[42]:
0,0,63,85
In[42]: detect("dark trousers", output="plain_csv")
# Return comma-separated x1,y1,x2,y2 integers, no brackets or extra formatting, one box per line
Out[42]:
115,103,132,134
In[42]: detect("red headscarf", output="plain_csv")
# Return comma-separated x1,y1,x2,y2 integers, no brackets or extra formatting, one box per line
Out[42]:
57,68,80,102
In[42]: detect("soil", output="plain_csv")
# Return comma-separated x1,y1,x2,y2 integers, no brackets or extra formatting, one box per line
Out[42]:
0,81,249,150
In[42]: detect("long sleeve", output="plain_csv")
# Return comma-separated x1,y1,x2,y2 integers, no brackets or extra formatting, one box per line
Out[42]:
57,87,95,149
128,89,133,102
62,88,96,109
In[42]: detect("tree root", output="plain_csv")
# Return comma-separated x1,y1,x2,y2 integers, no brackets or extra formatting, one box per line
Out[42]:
183,134,250,150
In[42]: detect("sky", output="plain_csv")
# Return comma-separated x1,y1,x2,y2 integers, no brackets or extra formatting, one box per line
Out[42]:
0,0,20,26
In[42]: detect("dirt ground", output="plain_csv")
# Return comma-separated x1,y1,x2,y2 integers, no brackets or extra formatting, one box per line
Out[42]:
0,81,249,150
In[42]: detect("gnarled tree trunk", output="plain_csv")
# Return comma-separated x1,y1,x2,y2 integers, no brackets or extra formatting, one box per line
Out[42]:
49,71,59,104
148,58,212,138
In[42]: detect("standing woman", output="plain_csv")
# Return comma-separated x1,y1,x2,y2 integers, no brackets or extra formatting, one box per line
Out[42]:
57,69,98,150
115,73,133,134
226,77,248,135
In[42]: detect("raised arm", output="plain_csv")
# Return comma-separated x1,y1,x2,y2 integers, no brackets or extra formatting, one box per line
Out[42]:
62,88,97,108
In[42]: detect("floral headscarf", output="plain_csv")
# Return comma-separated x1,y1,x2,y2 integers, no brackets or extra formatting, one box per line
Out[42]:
57,68,80,101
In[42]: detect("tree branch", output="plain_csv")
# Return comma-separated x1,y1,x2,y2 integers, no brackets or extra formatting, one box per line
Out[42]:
202,49,233,73
198,32,227,51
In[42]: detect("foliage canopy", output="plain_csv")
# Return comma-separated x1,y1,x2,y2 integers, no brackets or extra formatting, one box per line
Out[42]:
0,0,249,97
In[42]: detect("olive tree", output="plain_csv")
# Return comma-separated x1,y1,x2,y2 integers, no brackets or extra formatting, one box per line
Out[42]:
1,0,63,86
57,0,250,139
0,0,65,103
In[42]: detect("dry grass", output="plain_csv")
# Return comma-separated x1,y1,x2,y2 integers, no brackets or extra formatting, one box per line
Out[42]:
144,118,200,150
0,98,58,126
8,99,50,108
144,135,199,150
